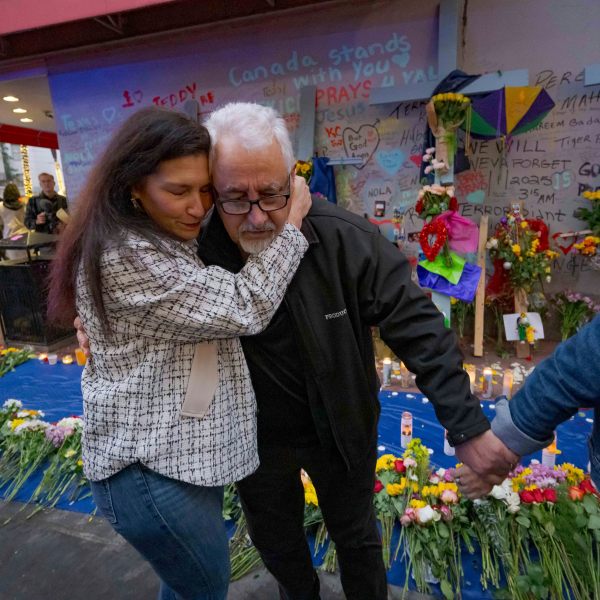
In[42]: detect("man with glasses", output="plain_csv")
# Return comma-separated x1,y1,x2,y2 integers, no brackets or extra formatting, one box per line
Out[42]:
78,102,517,599
199,103,517,600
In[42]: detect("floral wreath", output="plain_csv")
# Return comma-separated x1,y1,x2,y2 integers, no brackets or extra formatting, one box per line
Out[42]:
419,219,448,262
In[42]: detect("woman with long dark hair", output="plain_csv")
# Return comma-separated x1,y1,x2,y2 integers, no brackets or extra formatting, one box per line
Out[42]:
48,107,310,599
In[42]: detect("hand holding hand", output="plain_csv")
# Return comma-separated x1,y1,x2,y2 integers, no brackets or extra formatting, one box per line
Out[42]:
455,464,497,499
74,316,90,357
455,429,519,485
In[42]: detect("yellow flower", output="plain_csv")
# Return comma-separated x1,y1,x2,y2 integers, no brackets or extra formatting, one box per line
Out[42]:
387,483,405,496
64,449,77,459
561,463,585,485
77,459,83,467
376,454,397,472
409,499,427,509
303,481,319,506
520,221,529,229
512,244,521,255
9,418,26,430
450,297,458,305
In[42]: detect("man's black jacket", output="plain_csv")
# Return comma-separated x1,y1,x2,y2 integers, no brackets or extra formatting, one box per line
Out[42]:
198,200,489,468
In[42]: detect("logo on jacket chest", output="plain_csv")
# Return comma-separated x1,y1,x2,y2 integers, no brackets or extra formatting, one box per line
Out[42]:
324,308,348,320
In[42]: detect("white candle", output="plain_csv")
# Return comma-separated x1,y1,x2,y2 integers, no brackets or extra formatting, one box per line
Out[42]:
481,367,493,399
443,430,455,456
382,358,392,386
541,448,556,468
502,370,514,399
401,411,413,449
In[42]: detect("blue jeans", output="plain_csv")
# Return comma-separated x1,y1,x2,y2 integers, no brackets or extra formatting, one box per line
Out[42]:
90,463,229,600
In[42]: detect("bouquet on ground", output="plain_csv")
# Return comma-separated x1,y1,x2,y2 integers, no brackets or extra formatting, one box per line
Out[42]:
0,406,54,503
28,416,88,513
0,346,34,377
396,440,467,600
552,290,600,341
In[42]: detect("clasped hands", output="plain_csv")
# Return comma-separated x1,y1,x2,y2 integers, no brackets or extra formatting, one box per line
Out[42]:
454,429,519,499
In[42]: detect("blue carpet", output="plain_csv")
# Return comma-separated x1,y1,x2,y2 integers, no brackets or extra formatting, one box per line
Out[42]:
1,361,594,597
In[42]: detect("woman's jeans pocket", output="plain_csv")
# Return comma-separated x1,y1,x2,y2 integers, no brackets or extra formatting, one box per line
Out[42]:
90,478,118,524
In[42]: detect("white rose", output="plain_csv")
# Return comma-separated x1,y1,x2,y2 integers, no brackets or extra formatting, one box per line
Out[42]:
507,503,520,514
417,505,435,524
490,485,508,501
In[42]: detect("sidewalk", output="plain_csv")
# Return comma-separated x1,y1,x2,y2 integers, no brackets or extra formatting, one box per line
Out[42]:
0,502,432,599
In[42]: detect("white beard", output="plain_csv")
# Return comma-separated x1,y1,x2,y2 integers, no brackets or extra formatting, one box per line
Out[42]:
239,231,276,254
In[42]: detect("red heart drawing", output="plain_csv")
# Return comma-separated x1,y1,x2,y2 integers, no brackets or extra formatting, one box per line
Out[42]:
552,232,576,255
410,155,422,167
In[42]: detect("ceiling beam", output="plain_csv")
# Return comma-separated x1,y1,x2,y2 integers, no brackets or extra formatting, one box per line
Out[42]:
93,14,125,36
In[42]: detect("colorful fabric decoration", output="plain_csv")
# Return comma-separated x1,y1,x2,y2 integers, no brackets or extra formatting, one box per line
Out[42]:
467,86,555,139
435,210,479,254
418,251,466,285
417,262,482,302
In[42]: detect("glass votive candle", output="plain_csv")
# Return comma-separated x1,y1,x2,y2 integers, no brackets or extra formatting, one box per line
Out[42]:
400,362,411,388
481,367,493,399
38,353,48,362
75,348,87,366
382,357,392,386
502,369,514,399
61,354,74,365
401,411,413,448
465,364,477,393
47,353,58,365
444,430,455,456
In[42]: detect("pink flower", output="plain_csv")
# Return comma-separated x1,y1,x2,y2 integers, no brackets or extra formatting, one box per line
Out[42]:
404,457,417,469
440,505,453,522
400,508,417,526
440,489,459,505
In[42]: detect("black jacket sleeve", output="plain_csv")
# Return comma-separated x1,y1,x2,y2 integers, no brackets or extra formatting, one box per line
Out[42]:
357,231,490,445
24,197,38,230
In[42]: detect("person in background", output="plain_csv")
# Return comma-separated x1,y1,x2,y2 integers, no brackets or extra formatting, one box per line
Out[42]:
456,316,600,498
0,182,27,260
50,106,311,600
24,172,68,233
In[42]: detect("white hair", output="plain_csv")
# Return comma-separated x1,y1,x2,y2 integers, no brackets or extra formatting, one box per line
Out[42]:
204,102,295,170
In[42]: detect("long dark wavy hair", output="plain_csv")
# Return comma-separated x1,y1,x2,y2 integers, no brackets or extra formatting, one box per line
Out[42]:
48,107,211,330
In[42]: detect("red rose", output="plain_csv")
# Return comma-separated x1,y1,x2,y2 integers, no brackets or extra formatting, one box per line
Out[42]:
580,479,596,495
532,488,544,503
374,480,384,493
543,488,557,503
519,490,535,503
569,486,585,501
449,196,459,212
415,199,424,214
394,459,406,474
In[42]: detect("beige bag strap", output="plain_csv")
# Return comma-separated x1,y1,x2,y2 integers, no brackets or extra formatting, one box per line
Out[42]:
181,342,219,418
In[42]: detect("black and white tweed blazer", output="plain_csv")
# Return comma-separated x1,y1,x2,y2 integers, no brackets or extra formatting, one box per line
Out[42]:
76,224,307,485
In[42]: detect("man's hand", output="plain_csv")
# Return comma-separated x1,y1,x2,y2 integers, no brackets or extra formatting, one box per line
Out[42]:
455,429,519,486
74,316,90,357
36,212,47,225
455,464,498,499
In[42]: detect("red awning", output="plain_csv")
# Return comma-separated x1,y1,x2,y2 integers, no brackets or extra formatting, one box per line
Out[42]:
0,124,59,149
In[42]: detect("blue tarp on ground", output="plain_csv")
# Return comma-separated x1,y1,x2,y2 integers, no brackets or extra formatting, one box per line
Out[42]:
0,360,594,597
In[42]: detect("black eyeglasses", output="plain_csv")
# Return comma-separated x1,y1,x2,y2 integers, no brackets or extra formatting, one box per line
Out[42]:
215,175,291,215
